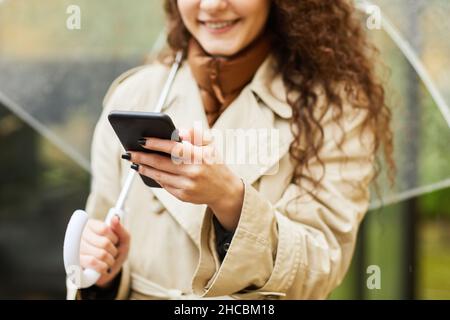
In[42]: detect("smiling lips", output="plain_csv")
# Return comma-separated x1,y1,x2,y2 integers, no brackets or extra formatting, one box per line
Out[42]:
200,19,240,33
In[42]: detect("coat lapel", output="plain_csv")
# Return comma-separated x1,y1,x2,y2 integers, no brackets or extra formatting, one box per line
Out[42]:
210,85,293,184
149,56,294,247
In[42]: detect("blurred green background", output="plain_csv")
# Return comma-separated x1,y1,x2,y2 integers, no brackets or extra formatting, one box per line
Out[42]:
0,0,449,299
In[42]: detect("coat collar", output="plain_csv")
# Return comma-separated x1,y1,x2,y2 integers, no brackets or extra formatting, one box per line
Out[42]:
149,54,294,246
163,54,292,121
249,55,293,120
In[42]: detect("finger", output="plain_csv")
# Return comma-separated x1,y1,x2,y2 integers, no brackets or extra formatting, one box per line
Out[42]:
140,133,210,164
140,137,179,155
174,140,207,165
80,255,110,275
83,228,118,257
179,127,213,146
138,165,188,190
177,128,190,141
80,241,116,268
128,151,184,174
87,220,119,245
110,216,130,248
160,184,187,202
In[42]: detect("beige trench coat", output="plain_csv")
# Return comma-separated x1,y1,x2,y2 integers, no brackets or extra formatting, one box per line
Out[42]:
67,54,375,300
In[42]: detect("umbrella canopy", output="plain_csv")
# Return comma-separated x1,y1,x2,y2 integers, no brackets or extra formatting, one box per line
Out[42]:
1,0,449,207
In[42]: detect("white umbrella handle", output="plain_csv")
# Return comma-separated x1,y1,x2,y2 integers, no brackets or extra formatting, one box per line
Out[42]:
63,169,135,289
63,207,125,288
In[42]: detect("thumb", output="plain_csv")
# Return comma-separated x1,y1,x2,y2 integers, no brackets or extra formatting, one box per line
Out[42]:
110,216,129,246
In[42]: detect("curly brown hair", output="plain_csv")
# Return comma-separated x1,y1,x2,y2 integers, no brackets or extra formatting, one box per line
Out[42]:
163,0,395,193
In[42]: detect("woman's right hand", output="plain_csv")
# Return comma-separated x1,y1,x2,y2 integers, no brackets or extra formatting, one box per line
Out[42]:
80,216,130,288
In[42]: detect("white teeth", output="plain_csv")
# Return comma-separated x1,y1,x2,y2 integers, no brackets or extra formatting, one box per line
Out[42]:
204,20,235,30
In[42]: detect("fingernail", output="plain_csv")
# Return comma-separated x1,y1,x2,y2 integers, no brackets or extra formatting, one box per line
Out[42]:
121,152,131,161
174,129,182,142
114,214,120,222
138,138,147,146
131,163,139,171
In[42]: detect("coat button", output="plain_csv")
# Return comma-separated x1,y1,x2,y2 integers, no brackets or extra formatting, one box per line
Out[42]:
150,199,165,214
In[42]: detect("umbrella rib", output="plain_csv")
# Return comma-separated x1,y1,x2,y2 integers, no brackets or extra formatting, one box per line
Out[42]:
148,28,167,56
369,178,450,210
0,90,91,172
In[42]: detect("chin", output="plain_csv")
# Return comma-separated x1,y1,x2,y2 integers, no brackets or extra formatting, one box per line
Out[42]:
197,38,241,57
203,47,238,57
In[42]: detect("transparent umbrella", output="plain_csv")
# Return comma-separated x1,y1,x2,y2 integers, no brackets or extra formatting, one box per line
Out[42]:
0,0,449,208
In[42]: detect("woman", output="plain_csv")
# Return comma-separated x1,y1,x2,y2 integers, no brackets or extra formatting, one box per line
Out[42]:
68,0,394,300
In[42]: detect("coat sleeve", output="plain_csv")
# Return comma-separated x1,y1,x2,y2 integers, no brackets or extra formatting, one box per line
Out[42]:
66,68,145,300
191,100,376,300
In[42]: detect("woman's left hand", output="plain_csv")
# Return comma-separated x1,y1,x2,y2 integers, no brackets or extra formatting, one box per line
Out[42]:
126,127,244,231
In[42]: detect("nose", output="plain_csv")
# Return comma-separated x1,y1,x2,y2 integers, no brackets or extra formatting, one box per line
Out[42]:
199,0,228,12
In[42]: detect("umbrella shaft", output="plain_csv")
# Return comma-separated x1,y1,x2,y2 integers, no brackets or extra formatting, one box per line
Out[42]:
113,51,183,211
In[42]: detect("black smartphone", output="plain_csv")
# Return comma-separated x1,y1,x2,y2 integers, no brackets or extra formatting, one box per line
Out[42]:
108,110,181,188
